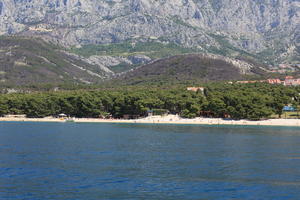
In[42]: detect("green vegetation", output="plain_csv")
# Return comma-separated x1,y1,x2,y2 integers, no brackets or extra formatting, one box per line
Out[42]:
108,62,139,73
70,41,196,58
207,33,255,59
0,83,299,120
271,111,300,119
69,41,198,73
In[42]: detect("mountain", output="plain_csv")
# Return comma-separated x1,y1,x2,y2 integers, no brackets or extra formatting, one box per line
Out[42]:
0,36,270,86
115,54,268,85
0,0,299,66
0,36,113,85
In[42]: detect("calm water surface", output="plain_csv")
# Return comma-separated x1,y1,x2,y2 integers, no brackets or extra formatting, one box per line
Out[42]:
0,122,300,199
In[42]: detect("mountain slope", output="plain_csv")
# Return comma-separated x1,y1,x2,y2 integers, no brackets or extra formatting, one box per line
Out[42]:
0,36,112,85
116,54,268,84
0,0,298,65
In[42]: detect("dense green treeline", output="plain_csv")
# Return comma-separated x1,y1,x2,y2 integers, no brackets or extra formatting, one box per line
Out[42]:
0,83,299,120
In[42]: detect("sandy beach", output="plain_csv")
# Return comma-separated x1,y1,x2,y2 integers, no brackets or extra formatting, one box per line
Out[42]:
1,114,300,127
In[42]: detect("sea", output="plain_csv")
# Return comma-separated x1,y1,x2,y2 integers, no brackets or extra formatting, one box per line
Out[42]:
0,122,300,199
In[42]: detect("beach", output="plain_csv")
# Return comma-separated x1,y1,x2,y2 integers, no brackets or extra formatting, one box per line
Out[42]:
1,115,300,127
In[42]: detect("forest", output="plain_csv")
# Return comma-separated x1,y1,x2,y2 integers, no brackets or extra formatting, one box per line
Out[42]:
0,83,299,120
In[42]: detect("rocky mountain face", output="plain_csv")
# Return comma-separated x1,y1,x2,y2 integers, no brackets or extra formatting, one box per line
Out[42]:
0,0,299,77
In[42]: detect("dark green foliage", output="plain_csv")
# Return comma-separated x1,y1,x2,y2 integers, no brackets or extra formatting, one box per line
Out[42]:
0,96,8,116
205,83,299,120
0,83,299,120
152,109,169,115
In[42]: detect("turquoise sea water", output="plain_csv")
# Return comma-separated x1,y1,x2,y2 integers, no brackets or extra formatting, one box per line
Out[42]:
0,122,300,199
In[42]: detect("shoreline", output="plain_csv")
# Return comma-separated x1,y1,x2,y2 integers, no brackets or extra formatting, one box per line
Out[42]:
1,115,300,127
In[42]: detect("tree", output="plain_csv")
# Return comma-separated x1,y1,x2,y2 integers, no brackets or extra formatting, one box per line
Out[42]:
0,96,8,116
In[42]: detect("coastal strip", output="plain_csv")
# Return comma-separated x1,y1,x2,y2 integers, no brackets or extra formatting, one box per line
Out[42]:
1,115,300,127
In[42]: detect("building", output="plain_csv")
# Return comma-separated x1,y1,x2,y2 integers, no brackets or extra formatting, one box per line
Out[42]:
187,87,205,93
266,79,282,84
283,76,300,86
58,113,67,118
235,76,300,86
147,110,153,117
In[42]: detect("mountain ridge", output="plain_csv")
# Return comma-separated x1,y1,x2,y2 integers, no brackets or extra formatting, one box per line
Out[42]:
0,0,299,65
0,36,111,85
0,36,275,86
115,53,269,85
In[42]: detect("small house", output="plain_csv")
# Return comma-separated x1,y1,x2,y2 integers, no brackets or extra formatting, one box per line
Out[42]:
267,79,282,84
58,113,67,118
147,110,153,117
